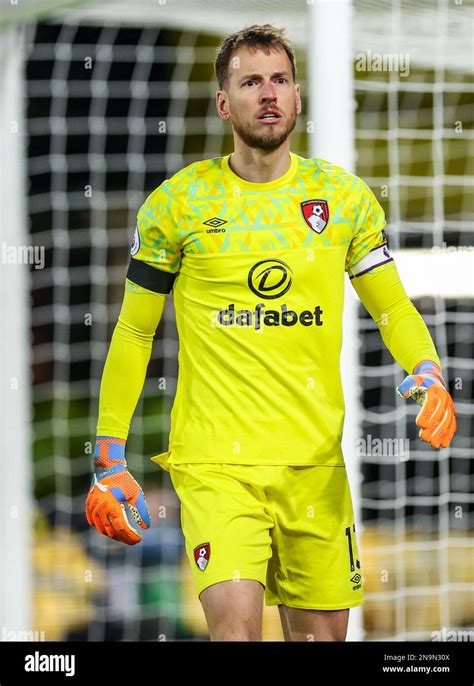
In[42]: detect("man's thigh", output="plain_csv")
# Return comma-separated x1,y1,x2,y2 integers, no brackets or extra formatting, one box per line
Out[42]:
200,579,265,640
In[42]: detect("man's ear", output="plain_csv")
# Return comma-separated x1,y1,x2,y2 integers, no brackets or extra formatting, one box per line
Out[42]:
216,90,230,120
295,83,302,116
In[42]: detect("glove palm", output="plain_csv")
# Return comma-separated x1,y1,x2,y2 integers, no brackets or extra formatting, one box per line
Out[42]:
396,360,456,449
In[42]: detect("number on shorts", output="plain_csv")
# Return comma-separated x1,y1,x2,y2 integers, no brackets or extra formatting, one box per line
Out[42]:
345,524,360,572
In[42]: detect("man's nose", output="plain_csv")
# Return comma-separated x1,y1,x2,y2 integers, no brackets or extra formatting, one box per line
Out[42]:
260,80,277,101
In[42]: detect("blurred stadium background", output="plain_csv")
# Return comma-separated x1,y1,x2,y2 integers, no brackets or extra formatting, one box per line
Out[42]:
0,0,472,641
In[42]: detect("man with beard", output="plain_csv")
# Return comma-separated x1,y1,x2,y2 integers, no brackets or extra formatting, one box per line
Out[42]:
86,24,456,641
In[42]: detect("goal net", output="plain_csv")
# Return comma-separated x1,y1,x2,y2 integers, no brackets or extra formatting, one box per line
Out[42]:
1,0,472,641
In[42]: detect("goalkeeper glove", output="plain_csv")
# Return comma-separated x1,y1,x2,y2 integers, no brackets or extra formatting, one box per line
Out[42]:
85,436,150,545
396,360,456,449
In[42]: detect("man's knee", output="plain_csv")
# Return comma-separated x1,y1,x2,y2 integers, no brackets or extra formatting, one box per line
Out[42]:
279,605,349,642
209,619,261,641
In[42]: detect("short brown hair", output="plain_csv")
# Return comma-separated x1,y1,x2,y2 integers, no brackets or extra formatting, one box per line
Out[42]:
214,24,297,90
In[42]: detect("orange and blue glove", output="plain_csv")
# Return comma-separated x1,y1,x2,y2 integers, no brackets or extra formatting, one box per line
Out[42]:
85,436,150,544
396,360,456,449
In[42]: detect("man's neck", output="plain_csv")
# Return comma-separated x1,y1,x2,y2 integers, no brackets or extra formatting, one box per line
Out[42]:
228,146,291,183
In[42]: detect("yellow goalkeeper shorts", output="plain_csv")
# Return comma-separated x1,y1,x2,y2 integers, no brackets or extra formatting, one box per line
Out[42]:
168,463,364,610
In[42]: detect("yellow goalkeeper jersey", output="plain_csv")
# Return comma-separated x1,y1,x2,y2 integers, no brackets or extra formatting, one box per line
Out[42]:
126,152,393,467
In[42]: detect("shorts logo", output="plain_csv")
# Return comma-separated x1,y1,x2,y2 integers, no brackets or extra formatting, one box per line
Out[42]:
194,542,210,571
350,572,362,590
301,199,329,234
130,226,140,256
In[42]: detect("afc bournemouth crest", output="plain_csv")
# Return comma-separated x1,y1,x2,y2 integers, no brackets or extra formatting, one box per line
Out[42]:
301,199,329,234
194,542,210,571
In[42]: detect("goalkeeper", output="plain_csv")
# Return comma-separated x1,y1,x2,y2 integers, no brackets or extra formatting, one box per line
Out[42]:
85,24,456,641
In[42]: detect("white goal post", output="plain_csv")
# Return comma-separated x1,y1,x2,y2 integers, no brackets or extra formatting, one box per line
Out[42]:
0,23,33,636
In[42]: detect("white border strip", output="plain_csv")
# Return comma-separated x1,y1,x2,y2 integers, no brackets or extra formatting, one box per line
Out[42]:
393,249,474,299
0,25,33,637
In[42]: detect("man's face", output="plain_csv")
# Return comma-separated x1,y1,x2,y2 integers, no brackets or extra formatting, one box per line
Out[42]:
216,45,301,152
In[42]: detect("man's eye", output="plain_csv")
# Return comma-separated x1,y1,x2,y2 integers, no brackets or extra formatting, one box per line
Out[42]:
277,77,287,83
244,80,255,86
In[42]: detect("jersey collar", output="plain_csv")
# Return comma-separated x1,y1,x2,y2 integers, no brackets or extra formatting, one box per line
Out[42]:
222,151,299,191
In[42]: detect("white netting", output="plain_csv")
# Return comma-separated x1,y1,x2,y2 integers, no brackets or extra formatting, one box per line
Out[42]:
4,0,472,640
352,0,474,641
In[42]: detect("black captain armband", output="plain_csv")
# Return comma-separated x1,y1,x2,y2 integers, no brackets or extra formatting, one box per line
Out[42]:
126,258,177,294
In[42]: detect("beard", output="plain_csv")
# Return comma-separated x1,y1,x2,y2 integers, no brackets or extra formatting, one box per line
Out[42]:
230,107,297,152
